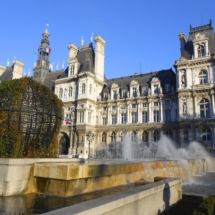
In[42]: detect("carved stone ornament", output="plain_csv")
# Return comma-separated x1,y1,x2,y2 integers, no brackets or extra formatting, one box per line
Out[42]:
111,83,119,88
193,33,208,42
130,80,139,86
151,77,159,82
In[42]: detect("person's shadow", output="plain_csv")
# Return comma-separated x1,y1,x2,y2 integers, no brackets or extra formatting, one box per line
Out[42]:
163,183,170,211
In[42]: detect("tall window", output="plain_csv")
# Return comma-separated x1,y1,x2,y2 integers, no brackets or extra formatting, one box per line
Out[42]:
113,90,117,99
102,132,107,143
143,103,148,107
132,104,137,108
200,98,210,118
154,85,159,94
111,132,116,142
154,111,159,122
153,130,159,142
64,89,67,97
122,89,126,98
197,45,204,57
165,130,173,139
112,115,116,124
103,118,107,125
165,84,170,93
112,106,117,110
71,65,75,75
165,109,171,122
202,128,211,142
131,131,137,142
121,114,126,124
142,131,148,142
132,112,137,123
132,87,137,97
88,112,91,123
80,112,84,123
199,71,208,84
142,111,148,123
103,92,108,100
154,102,159,106
59,88,63,98
142,87,147,96
81,83,85,94
69,87,72,97
89,84,92,94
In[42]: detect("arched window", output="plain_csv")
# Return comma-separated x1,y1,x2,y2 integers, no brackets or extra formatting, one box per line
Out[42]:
153,130,159,142
197,45,204,57
199,71,208,84
200,98,210,118
69,87,72,97
142,131,148,142
71,65,75,75
102,132,107,143
82,83,85,94
89,84,92,94
131,131,137,142
111,132,116,143
165,130,173,139
64,89,67,97
202,128,211,142
59,88,63,98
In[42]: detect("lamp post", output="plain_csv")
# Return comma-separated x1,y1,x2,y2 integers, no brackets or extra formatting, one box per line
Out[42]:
86,131,94,160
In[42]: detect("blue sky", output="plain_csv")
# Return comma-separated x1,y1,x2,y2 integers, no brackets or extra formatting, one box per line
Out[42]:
0,0,215,79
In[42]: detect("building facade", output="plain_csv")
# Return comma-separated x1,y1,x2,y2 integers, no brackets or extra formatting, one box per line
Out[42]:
1,21,215,156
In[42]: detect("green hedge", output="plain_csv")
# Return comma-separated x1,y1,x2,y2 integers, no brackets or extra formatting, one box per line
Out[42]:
193,196,215,215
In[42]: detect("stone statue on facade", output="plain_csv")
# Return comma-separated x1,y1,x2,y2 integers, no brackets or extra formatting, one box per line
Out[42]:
148,88,151,95
181,75,185,84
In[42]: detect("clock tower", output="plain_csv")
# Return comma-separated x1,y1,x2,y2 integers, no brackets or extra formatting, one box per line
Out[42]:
33,28,51,83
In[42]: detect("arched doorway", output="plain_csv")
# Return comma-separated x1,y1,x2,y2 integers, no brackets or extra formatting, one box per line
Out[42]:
59,133,70,154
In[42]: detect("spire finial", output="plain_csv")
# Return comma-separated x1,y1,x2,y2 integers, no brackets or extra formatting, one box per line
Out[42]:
90,32,94,43
56,61,59,70
7,59,10,66
81,36,84,47
62,60,65,70
45,23,49,31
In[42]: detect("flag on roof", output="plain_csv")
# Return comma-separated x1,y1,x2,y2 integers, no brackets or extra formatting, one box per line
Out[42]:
65,117,71,124
44,48,51,53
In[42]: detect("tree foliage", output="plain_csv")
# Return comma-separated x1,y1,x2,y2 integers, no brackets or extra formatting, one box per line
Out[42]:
0,77,63,158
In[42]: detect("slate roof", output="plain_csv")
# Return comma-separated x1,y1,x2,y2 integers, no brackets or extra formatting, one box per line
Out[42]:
103,69,176,92
182,21,215,59
0,67,13,82
77,43,95,74
43,70,65,91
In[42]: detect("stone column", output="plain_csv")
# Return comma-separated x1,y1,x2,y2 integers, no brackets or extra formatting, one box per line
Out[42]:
193,95,197,118
148,130,152,144
98,107,100,125
148,100,151,123
186,96,189,119
138,102,141,123
160,99,163,122
211,93,215,117
127,103,130,124
117,105,120,124
178,96,182,120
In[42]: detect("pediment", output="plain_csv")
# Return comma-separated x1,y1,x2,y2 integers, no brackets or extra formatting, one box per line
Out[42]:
193,33,208,42
130,80,139,86
111,83,119,88
151,77,160,82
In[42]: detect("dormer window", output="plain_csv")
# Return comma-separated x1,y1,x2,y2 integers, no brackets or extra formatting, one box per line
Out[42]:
199,70,208,84
197,45,204,57
113,90,117,99
132,87,137,97
154,85,159,94
103,92,108,100
165,84,170,93
71,65,75,75
59,88,63,98
122,89,126,98
142,87,147,96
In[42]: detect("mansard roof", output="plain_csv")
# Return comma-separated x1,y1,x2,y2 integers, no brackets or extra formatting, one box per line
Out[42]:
77,43,95,74
103,69,175,91
181,20,215,59
43,70,66,90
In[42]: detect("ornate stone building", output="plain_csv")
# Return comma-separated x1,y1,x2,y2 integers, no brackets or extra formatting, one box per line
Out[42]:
1,21,215,156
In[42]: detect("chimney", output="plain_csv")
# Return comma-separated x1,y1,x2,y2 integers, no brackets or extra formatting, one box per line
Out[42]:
178,32,187,56
95,36,106,82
